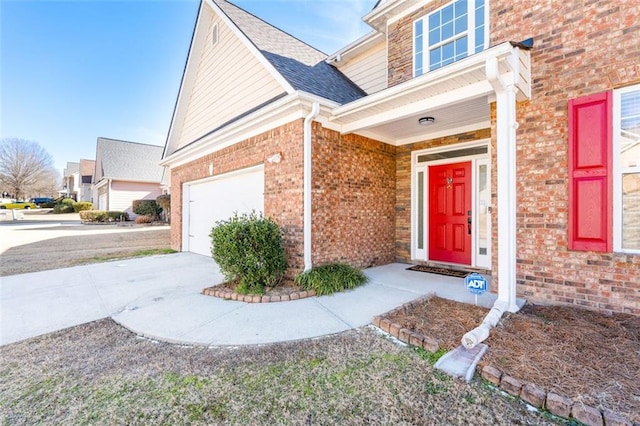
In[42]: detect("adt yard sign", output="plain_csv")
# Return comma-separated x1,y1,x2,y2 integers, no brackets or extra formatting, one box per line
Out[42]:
465,273,488,295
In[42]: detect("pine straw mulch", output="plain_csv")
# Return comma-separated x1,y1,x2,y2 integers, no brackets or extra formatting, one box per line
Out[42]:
206,278,304,298
386,297,640,423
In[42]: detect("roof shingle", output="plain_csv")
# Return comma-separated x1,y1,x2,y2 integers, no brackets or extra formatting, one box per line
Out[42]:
96,138,163,183
213,0,367,105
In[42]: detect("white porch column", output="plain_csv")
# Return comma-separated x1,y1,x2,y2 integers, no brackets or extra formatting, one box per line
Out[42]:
487,57,520,313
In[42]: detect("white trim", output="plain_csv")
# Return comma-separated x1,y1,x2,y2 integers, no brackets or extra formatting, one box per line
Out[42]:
613,84,640,254
326,31,385,64
160,92,338,169
475,158,491,268
204,0,295,95
332,42,515,119
410,139,491,267
413,0,488,77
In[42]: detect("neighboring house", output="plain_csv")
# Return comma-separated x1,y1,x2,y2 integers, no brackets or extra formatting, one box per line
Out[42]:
93,137,163,217
61,162,80,200
160,0,639,315
79,159,95,202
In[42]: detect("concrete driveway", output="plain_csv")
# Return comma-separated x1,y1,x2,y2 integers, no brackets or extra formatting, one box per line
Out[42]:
0,253,222,345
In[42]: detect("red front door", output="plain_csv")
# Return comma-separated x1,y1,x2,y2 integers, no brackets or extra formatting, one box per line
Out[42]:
429,161,472,265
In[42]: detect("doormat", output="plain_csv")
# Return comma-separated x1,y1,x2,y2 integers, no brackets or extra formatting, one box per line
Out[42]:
406,265,469,278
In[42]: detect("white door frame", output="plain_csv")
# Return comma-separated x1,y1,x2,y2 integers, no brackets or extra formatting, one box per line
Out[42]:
411,139,491,269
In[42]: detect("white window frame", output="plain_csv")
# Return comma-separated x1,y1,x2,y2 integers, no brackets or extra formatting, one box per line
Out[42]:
413,0,489,77
613,83,640,254
411,139,492,268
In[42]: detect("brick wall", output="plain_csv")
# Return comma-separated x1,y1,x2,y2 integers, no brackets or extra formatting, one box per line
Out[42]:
490,0,640,314
395,129,492,263
387,0,639,314
170,120,397,277
170,120,305,275
312,125,397,268
387,0,450,88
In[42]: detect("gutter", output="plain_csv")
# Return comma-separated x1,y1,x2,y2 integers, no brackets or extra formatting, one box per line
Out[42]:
303,102,320,271
462,52,521,349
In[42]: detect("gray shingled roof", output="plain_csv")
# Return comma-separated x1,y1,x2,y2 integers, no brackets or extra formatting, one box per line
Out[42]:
96,138,164,182
213,0,366,105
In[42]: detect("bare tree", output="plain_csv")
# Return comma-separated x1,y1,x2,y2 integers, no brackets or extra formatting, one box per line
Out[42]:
0,138,57,199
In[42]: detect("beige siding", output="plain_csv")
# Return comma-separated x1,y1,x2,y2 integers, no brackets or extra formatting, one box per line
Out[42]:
109,181,162,217
177,8,285,149
338,41,387,94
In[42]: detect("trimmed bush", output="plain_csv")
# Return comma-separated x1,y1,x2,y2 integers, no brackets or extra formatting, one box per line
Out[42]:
53,204,74,214
60,198,75,206
79,210,129,223
295,263,368,296
135,215,154,224
209,212,287,294
73,202,93,212
156,194,170,222
132,199,162,219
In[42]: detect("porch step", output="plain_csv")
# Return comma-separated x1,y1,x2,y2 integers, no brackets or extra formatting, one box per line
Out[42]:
434,343,488,382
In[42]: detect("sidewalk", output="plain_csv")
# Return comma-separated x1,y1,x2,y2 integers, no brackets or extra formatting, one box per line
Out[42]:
0,253,499,346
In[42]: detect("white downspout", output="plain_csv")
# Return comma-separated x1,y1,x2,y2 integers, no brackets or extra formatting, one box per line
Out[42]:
303,102,320,272
462,53,520,349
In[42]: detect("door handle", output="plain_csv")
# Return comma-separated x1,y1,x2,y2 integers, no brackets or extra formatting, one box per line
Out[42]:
467,216,472,235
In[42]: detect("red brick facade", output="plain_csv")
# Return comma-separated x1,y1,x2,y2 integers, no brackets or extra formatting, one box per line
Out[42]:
170,120,397,276
312,125,396,268
170,0,639,315
171,120,306,275
385,0,640,314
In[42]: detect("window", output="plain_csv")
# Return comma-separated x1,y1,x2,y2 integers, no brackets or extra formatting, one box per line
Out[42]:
212,23,219,47
614,84,640,252
414,0,487,76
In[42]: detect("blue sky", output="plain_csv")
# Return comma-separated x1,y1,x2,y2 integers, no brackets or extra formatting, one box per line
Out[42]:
1,0,373,174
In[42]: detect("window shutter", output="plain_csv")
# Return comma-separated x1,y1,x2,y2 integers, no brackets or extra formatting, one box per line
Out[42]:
567,91,612,252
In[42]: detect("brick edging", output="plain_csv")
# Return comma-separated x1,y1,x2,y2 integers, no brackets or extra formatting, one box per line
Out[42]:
372,293,440,353
479,364,635,426
371,294,635,426
202,286,316,303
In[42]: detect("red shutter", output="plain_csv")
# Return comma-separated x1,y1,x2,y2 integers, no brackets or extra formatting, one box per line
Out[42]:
567,91,612,252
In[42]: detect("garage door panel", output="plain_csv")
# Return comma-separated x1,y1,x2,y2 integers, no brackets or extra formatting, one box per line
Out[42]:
185,166,264,257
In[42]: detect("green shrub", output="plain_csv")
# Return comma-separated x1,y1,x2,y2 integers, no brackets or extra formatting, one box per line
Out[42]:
53,204,74,214
210,212,287,294
132,199,162,219
79,210,129,223
295,263,368,296
73,202,93,212
60,198,75,206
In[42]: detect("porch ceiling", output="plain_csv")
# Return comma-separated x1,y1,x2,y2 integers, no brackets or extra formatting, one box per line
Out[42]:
329,42,530,146
359,96,490,145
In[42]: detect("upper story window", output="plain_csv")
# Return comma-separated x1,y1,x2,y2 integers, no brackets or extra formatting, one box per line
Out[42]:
614,84,640,252
414,0,487,76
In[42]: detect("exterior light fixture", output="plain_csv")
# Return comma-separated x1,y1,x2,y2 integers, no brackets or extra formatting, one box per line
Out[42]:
267,153,282,164
418,116,435,126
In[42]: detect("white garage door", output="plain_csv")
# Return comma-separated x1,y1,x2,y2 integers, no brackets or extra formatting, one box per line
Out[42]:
183,165,264,256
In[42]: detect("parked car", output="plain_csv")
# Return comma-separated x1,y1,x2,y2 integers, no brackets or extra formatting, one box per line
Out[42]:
29,197,54,206
0,201,38,209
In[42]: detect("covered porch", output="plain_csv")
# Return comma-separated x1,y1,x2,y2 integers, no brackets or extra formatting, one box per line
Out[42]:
327,41,532,313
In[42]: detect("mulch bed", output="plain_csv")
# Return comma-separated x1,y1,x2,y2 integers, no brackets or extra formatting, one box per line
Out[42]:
385,297,640,423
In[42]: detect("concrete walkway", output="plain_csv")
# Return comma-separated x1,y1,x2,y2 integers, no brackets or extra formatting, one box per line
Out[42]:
0,253,501,347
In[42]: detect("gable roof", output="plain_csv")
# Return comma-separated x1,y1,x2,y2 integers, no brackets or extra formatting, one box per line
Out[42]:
211,0,366,104
95,138,164,183
79,159,95,177
64,162,79,177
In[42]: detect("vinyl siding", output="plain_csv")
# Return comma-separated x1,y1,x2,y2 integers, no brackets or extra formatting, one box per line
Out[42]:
109,181,162,217
337,41,387,94
177,7,285,149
